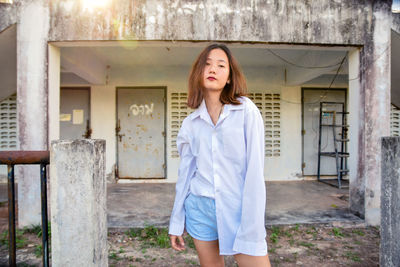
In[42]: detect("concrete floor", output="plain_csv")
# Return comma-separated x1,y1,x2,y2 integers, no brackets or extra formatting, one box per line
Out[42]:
107,180,363,228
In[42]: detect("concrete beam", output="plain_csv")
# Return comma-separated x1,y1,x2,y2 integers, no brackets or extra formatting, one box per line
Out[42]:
50,139,107,266
48,0,372,45
380,137,400,266
61,48,106,85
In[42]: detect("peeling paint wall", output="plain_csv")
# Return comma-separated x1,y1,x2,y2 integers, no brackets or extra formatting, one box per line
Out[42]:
49,0,372,45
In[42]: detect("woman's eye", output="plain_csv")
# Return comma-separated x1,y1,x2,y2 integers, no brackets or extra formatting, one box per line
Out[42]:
219,65,225,68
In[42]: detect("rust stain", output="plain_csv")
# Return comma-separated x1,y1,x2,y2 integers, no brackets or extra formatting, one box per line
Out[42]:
145,143,152,152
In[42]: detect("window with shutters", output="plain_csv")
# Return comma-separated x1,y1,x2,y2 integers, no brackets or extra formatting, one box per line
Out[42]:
0,94,18,150
247,92,281,157
170,92,192,158
391,104,400,137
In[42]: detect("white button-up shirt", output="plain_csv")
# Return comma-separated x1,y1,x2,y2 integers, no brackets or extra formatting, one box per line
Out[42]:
169,97,267,256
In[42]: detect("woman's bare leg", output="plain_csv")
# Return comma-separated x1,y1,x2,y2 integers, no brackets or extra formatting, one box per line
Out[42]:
193,238,224,267
234,253,271,267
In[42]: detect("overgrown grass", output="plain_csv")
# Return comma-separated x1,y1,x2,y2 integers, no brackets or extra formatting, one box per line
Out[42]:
0,228,28,248
126,225,173,249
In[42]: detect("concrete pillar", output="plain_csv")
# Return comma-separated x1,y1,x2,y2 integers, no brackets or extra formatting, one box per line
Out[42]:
50,140,107,266
360,2,391,225
16,0,49,227
380,137,400,266
348,49,364,218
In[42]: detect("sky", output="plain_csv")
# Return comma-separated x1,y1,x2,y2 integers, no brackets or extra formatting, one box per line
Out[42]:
394,0,400,13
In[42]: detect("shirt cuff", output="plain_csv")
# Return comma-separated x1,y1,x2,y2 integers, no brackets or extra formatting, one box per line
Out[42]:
168,220,184,236
233,237,268,256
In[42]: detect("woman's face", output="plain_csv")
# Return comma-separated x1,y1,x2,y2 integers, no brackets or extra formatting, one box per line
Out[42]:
203,48,230,93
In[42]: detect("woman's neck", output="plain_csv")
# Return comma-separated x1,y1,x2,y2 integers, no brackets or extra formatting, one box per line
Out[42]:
204,91,224,125
204,90,223,110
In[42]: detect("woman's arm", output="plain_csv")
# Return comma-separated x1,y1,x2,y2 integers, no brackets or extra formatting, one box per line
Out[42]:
168,120,196,238
233,100,268,256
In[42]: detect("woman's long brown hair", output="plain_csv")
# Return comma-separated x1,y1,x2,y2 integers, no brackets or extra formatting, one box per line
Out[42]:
187,43,247,109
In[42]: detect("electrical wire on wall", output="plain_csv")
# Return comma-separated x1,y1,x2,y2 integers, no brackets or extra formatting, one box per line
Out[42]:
265,49,348,105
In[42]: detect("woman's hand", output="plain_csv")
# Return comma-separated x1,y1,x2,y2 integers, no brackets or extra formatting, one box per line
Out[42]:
169,235,186,251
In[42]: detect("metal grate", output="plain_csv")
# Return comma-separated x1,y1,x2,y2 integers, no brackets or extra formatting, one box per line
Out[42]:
248,93,281,157
0,94,18,150
391,104,400,137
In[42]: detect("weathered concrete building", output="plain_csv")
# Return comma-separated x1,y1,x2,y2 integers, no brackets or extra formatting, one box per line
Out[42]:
0,0,399,227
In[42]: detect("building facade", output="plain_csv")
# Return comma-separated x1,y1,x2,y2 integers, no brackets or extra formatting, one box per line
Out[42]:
0,0,399,226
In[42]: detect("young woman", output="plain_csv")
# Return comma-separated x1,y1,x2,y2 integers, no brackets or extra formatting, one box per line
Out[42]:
169,43,271,267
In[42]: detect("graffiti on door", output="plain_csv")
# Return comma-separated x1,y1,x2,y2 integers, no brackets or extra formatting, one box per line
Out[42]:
129,103,154,116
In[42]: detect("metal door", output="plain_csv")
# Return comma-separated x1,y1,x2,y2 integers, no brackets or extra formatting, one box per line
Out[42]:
302,89,346,175
117,88,165,179
60,88,91,139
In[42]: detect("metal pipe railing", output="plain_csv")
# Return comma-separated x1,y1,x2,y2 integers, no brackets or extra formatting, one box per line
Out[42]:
0,151,50,267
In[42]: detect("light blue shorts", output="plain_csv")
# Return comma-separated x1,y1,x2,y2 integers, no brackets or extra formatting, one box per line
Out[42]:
184,193,218,241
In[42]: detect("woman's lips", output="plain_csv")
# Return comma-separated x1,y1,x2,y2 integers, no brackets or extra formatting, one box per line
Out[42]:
207,77,216,81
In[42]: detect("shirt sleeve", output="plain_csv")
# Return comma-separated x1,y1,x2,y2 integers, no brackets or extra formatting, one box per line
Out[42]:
168,120,196,236
233,101,268,256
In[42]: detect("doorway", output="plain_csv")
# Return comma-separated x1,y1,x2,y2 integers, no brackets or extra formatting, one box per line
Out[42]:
116,87,166,179
302,88,347,176
60,87,91,139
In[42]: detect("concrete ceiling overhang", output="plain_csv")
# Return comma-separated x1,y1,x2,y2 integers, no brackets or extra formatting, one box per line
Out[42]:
391,30,400,108
0,24,16,101
58,41,349,86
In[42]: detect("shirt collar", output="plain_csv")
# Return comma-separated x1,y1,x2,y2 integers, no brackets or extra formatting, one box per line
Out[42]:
191,98,244,121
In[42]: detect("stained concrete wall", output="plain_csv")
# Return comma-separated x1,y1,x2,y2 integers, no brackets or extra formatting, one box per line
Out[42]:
16,0,50,227
380,137,400,266
50,139,107,266
49,0,371,45
0,0,393,225
358,2,392,225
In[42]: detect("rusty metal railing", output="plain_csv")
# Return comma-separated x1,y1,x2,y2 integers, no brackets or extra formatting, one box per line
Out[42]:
0,151,50,267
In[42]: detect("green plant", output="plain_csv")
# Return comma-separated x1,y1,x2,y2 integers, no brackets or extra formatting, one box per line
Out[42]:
352,229,365,236
140,225,158,240
332,227,344,238
0,229,28,248
184,235,195,249
156,228,171,248
126,228,141,238
109,251,120,261
24,222,51,239
283,230,292,238
344,251,361,262
270,232,278,243
35,244,42,258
